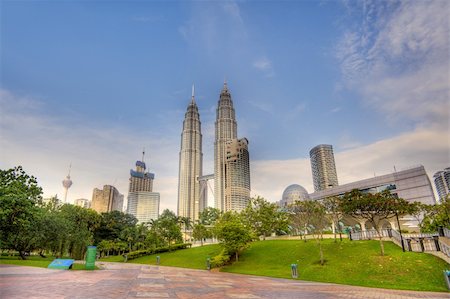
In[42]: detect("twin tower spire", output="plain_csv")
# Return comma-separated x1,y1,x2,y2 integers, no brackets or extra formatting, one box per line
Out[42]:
177,82,251,221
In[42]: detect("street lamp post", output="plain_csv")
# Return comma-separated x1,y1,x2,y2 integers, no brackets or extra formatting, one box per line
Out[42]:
395,212,405,252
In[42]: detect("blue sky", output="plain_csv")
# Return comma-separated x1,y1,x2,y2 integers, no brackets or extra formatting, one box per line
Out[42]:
1,0,449,210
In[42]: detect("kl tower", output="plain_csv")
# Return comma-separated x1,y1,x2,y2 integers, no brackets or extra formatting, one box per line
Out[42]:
62,164,73,203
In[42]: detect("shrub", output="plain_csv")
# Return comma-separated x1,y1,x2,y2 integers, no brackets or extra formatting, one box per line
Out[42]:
210,249,230,268
124,243,192,262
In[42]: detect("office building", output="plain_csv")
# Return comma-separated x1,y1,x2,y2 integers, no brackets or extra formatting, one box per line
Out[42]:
177,87,204,221
127,192,160,223
74,198,90,209
91,185,124,213
225,138,251,212
309,165,436,205
127,156,160,223
433,167,450,201
214,82,250,212
310,144,339,192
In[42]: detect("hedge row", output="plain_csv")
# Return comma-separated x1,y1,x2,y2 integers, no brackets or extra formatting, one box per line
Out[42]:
124,243,192,261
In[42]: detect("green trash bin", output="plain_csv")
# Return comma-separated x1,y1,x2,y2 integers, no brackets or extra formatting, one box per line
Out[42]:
85,246,97,270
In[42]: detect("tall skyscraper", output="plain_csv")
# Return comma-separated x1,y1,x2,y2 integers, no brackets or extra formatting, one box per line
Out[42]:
91,185,124,213
433,167,450,200
225,138,250,212
127,154,160,223
177,86,203,221
309,144,339,192
214,82,250,212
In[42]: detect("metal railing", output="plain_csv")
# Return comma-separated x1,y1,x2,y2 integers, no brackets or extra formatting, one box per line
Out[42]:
444,228,450,238
439,241,450,258
349,228,443,253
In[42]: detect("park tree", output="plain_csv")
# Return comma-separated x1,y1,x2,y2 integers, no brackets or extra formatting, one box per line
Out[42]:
214,212,253,262
290,200,329,265
322,196,343,242
421,195,450,232
59,204,100,259
242,196,288,239
340,189,410,256
179,216,192,242
288,201,310,241
192,223,211,246
408,202,437,232
198,207,221,225
0,166,43,259
156,209,182,247
94,210,138,244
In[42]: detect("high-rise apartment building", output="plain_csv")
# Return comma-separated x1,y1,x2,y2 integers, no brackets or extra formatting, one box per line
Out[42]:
310,144,339,192
177,87,204,221
214,82,250,212
433,167,450,201
91,185,124,213
225,138,250,212
127,156,160,223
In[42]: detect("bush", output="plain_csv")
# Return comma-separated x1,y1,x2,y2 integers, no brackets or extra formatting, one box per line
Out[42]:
124,243,192,262
210,249,230,268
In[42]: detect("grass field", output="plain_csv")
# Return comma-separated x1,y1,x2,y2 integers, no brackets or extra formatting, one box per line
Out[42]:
118,239,448,292
221,239,449,292
0,255,97,270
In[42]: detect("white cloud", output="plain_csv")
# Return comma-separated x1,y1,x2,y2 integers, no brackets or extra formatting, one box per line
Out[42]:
336,0,450,128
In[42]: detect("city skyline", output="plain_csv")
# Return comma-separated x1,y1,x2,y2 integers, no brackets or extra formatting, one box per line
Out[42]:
1,1,448,211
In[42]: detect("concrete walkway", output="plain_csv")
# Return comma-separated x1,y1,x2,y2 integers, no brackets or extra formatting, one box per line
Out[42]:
0,263,448,299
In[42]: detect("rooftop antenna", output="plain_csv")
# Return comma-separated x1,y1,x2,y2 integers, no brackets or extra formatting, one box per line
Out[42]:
142,147,145,163
191,84,195,103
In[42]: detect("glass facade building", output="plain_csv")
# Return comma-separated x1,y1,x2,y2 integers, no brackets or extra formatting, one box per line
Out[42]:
433,167,450,201
224,138,250,212
309,144,339,192
177,90,203,221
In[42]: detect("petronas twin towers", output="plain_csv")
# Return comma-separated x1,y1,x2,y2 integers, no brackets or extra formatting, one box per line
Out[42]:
177,82,251,221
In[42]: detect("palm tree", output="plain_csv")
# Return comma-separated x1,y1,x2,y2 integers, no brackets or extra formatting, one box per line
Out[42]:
179,217,192,242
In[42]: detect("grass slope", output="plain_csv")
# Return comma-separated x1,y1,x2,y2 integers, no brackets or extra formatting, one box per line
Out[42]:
120,244,222,269
221,239,448,292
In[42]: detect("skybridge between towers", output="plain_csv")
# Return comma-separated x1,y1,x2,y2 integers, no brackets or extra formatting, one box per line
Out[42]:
198,174,214,209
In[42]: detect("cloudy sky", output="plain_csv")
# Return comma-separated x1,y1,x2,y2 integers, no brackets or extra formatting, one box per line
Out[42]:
1,0,449,211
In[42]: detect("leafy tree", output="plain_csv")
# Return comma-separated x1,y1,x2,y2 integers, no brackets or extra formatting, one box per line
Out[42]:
322,196,343,242
289,200,329,265
421,195,450,232
340,189,410,256
155,209,182,248
94,210,138,244
408,202,436,232
214,212,253,261
0,166,42,259
192,223,211,246
179,216,192,242
198,207,221,225
288,201,310,241
59,204,100,259
242,196,288,239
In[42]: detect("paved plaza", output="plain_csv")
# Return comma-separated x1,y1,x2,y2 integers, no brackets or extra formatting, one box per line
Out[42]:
0,263,448,299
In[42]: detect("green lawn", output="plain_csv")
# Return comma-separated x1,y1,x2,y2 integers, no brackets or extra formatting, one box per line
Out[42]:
221,240,449,292
0,255,98,270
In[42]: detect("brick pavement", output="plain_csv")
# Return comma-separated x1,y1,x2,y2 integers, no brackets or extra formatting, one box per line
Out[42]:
0,263,448,299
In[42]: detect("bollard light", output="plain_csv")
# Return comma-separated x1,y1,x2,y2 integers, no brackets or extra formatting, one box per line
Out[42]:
156,256,160,265
206,258,211,270
291,264,298,279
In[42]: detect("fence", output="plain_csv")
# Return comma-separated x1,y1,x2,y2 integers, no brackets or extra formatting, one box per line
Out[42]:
349,228,449,257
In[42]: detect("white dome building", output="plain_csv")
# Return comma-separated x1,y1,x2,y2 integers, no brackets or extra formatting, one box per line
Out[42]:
279,184,310,207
